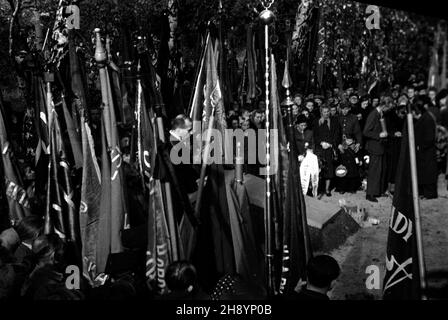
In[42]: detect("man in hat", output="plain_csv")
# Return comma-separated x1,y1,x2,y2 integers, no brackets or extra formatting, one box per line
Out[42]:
363,99,388,202
336,103,362,194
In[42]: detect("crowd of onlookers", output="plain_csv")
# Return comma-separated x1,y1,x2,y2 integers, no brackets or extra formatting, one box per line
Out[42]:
2,83,448,300
0,215,341,300
225,85,448,201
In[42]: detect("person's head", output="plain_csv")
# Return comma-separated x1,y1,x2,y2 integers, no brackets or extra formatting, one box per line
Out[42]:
381,96,395,112
349,94,359,106
295,115,308,132
372,97,380,108
428,87,437,101
15,215,44,244
360,96,370,109
228,116,240,130
407,87,415,99
340,103,351,116
241,119,250,131
314,96,323,107
253,110,264,126
165,261,198,294
0,228,20,253
241,109,250,119
391,89,400,99
171,117,189,140
294,94,303,106
32,233,66,269
412,96,429,119
396,105,406,119
302,108,310,118
305,100,314,112
307,255,340,292
320,105,330,120
292,104,300,117
330,106,338,117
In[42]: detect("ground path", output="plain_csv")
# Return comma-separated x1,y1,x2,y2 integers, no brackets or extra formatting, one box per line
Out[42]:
313,175,448,300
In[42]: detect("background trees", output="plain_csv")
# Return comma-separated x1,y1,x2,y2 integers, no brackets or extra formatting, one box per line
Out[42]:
0,0,443,110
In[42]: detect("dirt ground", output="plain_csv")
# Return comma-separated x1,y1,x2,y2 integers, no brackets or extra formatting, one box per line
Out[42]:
315,174,448,300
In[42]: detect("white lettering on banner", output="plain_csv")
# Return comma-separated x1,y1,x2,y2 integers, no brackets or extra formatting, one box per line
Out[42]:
384,255,412,292
146,250,156,279
156,244,168,289
389,207,413,242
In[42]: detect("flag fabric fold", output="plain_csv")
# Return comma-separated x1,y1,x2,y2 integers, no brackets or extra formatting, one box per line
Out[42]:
0,98,31,223
278,59,313,295
383,121,421,300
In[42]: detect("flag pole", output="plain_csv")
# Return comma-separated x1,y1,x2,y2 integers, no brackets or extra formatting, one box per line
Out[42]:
94,28,112,148
406,104,427,299
260,4,275,296
155,102,179,262
43,71,54,235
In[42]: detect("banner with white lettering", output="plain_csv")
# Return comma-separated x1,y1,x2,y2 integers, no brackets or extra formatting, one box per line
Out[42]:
383,122,421,300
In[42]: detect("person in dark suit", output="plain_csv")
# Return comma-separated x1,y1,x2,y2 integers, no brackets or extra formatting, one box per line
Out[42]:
285,255,340,300
294,114,314,158
363,100,388,202
413,97,438,199
313,105,342,197
336,103,362,193
13,215,43,263
385,103,406,194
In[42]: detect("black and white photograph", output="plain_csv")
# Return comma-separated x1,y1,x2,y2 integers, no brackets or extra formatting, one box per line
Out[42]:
0,0,447,311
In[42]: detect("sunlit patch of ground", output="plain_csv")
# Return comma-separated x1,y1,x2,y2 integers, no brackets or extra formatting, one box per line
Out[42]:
314,174,448,300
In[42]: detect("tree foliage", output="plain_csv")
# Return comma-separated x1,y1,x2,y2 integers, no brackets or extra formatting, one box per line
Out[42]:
0,0,443,102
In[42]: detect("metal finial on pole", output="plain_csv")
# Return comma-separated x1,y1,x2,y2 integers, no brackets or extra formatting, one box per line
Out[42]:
259,5,275,296
94,28,112,148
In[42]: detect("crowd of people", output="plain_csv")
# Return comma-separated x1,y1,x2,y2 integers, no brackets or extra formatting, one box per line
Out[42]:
0,215,340,300
225,85,448,202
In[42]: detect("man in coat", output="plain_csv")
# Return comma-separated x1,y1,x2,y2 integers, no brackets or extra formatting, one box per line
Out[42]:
363,100,388,202
413,97,438,199
313,105,342,197
336,103,362,193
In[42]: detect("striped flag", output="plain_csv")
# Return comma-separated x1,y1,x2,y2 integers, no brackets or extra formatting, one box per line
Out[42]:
135,67,171,293
96,67,128,273
68,30,103,277
0,96,31,223
33,76,50,165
